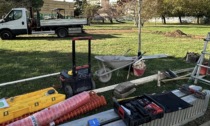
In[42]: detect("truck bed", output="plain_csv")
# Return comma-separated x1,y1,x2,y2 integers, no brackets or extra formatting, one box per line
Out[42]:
40,18,88,26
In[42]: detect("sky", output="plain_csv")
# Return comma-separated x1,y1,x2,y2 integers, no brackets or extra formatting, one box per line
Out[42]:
55,0,117,3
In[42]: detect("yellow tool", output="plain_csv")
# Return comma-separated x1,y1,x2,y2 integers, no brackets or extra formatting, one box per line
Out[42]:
0,87,65,124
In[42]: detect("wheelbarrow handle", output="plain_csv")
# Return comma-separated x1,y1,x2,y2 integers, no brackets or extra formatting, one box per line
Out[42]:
123,49,131,56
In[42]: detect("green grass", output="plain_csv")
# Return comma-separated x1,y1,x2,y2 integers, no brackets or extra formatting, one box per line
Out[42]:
0,22,210,125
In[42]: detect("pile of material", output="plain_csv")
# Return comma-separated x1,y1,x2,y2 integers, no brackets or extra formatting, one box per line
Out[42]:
165,30,189,37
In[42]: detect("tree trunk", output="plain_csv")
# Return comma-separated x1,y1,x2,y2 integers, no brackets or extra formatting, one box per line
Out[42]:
102,18,104,23
161,15,166,24
88,17,93,24
141,22,144,27
197,16,200,24
179,16,182,24
109,17,113,24
134,17,138,27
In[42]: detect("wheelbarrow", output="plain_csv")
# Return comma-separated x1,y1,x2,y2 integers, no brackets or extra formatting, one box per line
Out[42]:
94,54,144,83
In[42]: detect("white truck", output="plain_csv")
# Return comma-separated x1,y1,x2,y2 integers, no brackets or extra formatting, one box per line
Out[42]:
0,8,88,40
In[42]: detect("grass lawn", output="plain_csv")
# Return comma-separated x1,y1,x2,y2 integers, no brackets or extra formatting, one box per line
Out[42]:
0,22,210,125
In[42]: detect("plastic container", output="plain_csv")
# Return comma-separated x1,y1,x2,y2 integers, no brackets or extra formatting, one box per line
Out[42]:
0,87,65,124
200,66,207,75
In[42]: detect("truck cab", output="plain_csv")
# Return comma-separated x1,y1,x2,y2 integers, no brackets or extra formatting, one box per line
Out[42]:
0,8,29,39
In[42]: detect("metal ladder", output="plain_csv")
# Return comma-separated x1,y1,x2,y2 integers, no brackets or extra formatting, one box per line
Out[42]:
190,32,210,85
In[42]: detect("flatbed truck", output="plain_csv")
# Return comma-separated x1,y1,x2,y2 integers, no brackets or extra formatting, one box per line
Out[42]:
0,8,88,40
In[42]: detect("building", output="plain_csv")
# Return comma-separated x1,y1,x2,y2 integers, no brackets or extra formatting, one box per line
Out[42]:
40,0,74,18
87,0,109,7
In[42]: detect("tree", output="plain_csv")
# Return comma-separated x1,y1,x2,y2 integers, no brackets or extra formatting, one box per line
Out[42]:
0,1,13,17
74,0,88,17
141,0,159,25
7,0,43,10
117,0,159,26
83,4,100,21
74,0,82,17
97,2,117,23
0,0,44,17
171,0,187,24
117,0,137,25
186,0,210,24
156,0,173,24
31,0,44,11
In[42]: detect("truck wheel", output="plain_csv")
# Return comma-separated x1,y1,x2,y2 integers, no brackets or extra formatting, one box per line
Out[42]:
64,85,73,98
12,34,16,39
57,28,68,38
1,30,13,40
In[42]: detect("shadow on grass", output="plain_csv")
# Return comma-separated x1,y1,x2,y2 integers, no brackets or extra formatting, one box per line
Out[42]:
0,48,196,98
146,25,210,29
9,33,119,41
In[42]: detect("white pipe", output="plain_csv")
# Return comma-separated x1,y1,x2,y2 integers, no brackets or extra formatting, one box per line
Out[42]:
0,72,60,87
93,67,194,93
93,74,157,93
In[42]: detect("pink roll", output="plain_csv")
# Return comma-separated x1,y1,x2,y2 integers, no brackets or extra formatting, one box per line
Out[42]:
8,92,90,126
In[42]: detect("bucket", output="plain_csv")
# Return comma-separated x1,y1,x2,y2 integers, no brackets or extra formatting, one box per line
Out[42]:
133,66,146,77
200,62,208,75
200,66,207,75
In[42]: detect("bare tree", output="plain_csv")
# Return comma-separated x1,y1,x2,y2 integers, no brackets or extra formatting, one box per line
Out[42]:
117,0,158,26
97,2,116,23
83,4,100,22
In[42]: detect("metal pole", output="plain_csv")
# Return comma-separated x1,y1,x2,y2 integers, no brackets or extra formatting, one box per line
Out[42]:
138,0,142,57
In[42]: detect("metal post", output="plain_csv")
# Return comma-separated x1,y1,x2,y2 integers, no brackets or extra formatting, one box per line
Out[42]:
138,0,142,57
72,39,76,76
88,39,91,73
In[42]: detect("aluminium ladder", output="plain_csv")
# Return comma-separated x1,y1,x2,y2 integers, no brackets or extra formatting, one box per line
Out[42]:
190,32,210,85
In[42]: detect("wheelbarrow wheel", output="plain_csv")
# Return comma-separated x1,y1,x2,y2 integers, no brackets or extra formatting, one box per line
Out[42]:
97,68,112,83
64,85,73,98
